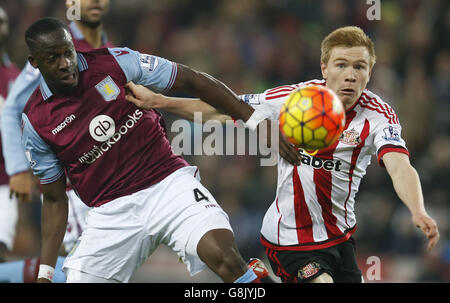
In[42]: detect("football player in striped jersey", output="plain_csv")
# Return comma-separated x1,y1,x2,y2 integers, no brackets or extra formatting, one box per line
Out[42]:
124,26,440,283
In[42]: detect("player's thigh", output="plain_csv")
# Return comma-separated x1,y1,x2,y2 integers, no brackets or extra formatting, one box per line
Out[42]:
63,197,154,283
150,166,234,276
265,248,337,283
309,272,333,283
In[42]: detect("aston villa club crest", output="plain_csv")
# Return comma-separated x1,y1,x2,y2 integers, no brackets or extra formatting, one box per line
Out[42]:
338,128,361,146
95,76,120,102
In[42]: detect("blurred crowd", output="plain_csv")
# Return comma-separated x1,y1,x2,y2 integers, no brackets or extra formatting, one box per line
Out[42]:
0,0,448,282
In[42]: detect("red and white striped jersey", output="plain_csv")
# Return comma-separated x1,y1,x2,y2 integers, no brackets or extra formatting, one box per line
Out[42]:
241,79,409,251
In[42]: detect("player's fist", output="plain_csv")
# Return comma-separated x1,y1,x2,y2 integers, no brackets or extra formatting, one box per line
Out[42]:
125,81,167,110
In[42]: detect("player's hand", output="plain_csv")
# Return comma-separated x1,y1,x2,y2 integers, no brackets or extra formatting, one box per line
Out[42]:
9,170,33,203
257,119,301,166
279,129,302,166
412,212,440,251
36,278,52,283
125,81,165,110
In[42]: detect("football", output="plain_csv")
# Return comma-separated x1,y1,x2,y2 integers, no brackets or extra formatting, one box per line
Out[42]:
279,85,346,150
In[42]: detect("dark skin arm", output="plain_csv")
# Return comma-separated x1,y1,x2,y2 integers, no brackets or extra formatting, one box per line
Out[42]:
37,175,68,283
126,64,301,165
170,64,254,122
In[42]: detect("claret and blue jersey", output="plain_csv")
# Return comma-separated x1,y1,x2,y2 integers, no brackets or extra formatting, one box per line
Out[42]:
21,48,187,207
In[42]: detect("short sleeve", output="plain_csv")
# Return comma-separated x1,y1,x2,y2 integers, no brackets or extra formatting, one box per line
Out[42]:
108,47,177,94
238,91,284,121
21,113,64,184
373,123,409,167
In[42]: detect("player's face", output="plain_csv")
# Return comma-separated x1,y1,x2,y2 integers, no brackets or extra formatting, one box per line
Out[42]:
0,7,9,47
79,0,110,27
321,46,372,109
29,29,79,95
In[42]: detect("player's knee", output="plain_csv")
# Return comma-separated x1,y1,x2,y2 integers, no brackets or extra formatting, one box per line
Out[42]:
197,229,247,281
205,242,244,276
309,272,334,283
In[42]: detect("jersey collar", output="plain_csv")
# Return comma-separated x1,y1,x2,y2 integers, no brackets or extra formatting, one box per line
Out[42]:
39,53,89,100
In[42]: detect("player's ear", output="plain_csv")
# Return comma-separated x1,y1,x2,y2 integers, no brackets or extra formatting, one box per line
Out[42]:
27,55,38,69
320,61,328,79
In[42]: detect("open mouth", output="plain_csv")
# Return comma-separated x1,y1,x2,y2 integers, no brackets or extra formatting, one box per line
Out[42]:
60,73,77,85
340,88,355,95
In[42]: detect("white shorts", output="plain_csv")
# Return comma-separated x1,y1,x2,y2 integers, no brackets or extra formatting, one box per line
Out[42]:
0,184,18,250
62,166,232,282
63,189,91,253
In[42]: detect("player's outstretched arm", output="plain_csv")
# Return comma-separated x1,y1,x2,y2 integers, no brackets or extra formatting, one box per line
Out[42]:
125,82,230,123
125,82,301,166
383,152,440,251
38,175,68,283
169,64,254,123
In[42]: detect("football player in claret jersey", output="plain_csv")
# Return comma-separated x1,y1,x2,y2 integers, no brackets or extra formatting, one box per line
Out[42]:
0,6,20,264
124,26,440,283
21,17,292,283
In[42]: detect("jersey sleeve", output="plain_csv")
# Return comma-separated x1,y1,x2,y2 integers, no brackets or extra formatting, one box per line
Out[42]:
238,89,286,121
108,47,177,94
1,62,41,176
372,119,409,167
21,113,64,184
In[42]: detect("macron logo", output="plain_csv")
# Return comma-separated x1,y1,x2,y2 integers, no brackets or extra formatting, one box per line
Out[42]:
52,114,76,135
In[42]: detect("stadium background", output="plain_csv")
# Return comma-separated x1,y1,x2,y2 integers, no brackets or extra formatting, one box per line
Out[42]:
0,0,448,282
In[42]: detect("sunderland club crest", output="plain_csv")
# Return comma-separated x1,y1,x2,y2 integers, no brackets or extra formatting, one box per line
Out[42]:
297,262,321,280
338,128,361,146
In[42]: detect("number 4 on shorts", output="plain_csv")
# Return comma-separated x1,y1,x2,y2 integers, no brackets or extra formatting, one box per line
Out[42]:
193,188,209,202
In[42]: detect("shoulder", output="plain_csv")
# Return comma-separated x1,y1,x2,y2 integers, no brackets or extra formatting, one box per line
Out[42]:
23,87,44,118
358,89,400,125
77,48,140,68
264,79,326,100
77,48,132,81
77,48,115,62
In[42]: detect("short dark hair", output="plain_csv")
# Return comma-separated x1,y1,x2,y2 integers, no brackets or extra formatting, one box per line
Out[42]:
25,17,70,54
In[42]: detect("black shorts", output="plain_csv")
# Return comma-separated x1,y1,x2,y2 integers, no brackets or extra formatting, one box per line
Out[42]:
265,237,362,283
